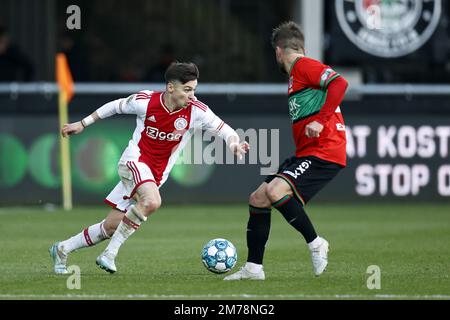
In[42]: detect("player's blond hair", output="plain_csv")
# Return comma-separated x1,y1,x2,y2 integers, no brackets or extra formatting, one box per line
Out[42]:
271,21,305,52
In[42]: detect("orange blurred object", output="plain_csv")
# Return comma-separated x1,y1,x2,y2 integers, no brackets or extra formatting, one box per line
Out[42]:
56,53,74,102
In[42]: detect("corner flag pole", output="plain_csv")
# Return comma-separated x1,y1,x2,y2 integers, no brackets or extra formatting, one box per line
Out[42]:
56,53,74,211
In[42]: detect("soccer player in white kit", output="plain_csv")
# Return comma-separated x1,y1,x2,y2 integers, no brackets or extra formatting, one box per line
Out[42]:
50,62,249,274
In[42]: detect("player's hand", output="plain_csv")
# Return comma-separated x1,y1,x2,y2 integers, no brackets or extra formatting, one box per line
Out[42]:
61,121,84,138
230,141,250,160
305,121,324,138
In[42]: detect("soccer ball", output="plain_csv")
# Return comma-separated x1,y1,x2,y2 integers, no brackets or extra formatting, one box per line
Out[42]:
201,238,237,274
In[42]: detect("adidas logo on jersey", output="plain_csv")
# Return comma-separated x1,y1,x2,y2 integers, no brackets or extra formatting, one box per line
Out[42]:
147,115,156,122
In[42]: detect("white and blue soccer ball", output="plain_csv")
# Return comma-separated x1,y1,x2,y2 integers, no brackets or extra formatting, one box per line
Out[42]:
201,238,237,274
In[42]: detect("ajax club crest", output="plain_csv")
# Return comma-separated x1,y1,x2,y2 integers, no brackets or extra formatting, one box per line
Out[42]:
174,117,188,130
335,0,441,58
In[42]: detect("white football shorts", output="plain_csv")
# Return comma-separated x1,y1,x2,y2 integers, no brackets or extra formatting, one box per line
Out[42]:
104,160,156,213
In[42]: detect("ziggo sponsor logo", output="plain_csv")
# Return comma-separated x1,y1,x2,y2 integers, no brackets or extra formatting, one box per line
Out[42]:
146,126,183,141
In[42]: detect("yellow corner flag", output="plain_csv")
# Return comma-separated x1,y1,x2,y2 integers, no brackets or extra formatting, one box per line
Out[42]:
56,53,74,211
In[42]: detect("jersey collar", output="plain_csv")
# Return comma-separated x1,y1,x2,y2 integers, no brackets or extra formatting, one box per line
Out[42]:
288,56,302,76
160,92,184,115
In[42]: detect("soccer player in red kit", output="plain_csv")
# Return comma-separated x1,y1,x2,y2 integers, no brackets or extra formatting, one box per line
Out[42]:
50,62,249,274
225,21,348,280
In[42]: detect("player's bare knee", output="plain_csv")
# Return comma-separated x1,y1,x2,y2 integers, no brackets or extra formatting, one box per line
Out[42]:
265,185,280,203
138,196,162,216
248,191,258,206
266,180,292,203
249,190,270,208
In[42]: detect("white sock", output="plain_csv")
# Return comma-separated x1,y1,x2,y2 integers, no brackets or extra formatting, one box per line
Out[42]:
104,206,147,257
59,220,109,255
308,236,323,250
245,262,263,273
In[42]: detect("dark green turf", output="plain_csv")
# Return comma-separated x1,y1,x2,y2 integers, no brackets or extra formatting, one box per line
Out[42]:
0,204,449,300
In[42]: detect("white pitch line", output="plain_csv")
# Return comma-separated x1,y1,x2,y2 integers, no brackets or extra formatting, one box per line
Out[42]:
0,293,449,299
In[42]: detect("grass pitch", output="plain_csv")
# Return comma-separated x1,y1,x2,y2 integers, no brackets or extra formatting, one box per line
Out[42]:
0,204,449,300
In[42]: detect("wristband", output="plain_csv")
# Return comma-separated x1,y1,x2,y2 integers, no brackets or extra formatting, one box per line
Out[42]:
81,115,95,128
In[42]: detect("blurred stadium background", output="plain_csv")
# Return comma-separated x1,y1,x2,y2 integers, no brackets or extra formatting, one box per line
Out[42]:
1,0,449,205
0,0,449,300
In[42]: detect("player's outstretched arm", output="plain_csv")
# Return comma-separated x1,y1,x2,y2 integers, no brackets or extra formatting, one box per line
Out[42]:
61,93,142,138
61,112,100,138
199,104,250,159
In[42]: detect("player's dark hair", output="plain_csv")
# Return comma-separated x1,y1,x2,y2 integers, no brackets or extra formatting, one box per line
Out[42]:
164,62,199,84
271,21,305,52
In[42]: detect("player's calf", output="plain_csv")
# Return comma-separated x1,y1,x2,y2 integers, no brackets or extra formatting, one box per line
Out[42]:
103,209,126,236
55,219,110,258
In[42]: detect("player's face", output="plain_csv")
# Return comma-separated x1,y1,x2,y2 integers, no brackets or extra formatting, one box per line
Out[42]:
169,80,197,108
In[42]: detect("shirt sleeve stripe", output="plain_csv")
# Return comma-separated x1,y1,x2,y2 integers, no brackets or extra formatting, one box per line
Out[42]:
324,73,340,88
216,121,225,132
319,69,338,88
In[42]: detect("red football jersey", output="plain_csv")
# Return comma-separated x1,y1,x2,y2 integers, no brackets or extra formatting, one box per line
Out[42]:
288,57,347,167
119,91,227,186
